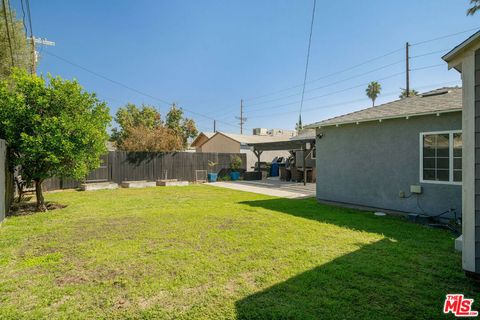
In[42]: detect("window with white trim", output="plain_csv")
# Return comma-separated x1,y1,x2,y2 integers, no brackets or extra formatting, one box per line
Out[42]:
420,131,462,184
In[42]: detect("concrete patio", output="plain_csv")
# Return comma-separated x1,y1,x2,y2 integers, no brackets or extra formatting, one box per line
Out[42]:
209,178,316,199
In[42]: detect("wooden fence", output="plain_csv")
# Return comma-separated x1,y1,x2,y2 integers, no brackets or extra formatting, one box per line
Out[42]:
43,151,246,191
0,140,14,221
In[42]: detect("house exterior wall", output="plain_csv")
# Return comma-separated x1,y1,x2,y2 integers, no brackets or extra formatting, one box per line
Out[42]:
0,139,6,223
315,112,462,216
474,49,480,273
193,135,210,152
200,134,240,153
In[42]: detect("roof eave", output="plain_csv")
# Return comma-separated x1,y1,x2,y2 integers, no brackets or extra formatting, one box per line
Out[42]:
442,30,480,66
305,108,462,129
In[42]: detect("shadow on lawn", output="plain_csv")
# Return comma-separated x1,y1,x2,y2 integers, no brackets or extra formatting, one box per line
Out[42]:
235,198,479,319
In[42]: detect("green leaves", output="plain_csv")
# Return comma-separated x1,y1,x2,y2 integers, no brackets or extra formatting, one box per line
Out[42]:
0,68,111,182
365,81,382,107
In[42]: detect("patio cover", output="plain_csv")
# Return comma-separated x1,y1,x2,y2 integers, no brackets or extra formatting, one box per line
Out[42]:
246,136,315,151
246,134,316,185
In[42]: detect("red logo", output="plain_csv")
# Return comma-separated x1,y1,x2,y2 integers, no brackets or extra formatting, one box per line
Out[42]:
444,294,478,317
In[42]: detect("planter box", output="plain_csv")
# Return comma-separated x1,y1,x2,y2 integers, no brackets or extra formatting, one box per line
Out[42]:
156,179,189,187
80,182,118,191
120,181,156,188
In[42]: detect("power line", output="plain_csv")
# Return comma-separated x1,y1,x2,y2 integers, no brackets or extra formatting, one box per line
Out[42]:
298,0,317,121
246,58,405,108
2,0,14,67
247,80,461,120
410,26,480,47
244,47,404,103
243,61,441,117
243,27,479,105
243,47,453,110
410,63,445,71
7,0,17,62
204,34,457,118
19,0,27,35
42,50,244,131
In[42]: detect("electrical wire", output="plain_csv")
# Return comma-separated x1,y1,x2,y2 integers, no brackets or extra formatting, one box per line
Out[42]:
245,80,460,120
244,46,404,102
247,59,405,108
410,26,480,47
298,0,317,120
19,0,27,35
42,50,244,131
7,0,17,60
2,0,14,66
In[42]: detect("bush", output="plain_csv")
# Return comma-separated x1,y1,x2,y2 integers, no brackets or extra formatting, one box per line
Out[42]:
230,155,242,172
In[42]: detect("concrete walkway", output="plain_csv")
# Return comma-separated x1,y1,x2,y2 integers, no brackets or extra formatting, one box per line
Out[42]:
209,179,316,199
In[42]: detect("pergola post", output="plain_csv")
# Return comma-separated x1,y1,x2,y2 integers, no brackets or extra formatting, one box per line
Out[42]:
253,148,263,173
302,143,307,186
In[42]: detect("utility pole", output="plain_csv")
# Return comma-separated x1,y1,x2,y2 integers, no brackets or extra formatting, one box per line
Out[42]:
213,120,216,132
28,37,55,74
406,42,410,98
235,99,247,135
2,0,14,67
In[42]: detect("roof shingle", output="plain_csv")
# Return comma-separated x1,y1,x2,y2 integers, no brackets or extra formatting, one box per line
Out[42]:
305,87,462,128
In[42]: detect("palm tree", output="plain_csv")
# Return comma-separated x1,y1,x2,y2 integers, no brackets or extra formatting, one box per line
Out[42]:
366,81,381,107
399,88,419,99
467,0,480,15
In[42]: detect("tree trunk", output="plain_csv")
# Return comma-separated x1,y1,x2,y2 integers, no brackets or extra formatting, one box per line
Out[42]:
35,179,47,212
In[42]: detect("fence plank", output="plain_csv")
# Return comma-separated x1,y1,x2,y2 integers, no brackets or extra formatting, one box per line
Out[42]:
43,151,246,191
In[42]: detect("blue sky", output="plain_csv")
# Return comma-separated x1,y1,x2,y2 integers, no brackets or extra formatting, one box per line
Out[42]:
18,1,479,133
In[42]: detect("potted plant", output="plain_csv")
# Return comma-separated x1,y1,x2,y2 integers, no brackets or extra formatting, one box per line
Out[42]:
229,155,242,181
207,161,218,182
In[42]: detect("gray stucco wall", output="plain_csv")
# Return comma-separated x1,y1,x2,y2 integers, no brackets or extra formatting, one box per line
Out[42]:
315,112,462,216
0,139,6,222
474,49,480,272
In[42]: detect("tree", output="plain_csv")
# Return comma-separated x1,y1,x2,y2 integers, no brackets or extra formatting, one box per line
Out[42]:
111,103,161,145
0,69,111,211
399,88,419,99
119,125,182,152
467,0,480,15
366,81,381,107
165,104,198,148
0,6,33,79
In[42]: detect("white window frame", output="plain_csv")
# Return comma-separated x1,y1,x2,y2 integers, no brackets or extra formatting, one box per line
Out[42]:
419,130,462,185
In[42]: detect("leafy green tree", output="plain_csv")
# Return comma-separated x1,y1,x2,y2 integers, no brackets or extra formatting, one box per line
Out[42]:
111,103,161,144
0,6,33,78
366,81,382,107
0,69,111,211
467,0,480,15
165,104,198,148
399,88,419,99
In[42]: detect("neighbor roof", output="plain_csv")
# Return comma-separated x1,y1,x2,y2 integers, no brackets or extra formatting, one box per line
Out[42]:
442,30,480,64
216,132,290,144
304,87,462,129
190,132,215,147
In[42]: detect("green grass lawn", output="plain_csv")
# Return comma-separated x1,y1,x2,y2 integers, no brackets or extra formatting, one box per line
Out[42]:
0,185,477,319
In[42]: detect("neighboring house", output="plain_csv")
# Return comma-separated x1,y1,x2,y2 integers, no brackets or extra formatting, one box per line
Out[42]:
305,87,462,216
190,132,215,152
193,131,290,170
442,31,480,278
